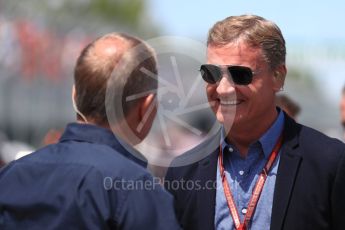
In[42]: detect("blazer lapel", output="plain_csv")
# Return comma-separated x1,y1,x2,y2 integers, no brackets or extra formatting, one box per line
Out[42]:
271,116,302,230
197,150,218,230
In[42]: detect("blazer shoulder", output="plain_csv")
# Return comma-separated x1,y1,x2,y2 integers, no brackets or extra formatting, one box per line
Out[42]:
284,115,345,156
292,123,345,167
299,124,345,151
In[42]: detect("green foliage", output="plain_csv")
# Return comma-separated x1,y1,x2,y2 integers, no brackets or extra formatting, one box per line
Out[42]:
89,0,145,28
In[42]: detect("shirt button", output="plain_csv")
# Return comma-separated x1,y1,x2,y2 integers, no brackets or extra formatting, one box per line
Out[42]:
228,147,234,152
239,170,244,176
241,208,247,214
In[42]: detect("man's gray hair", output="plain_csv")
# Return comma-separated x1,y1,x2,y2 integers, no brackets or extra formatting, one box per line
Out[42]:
207,14,286,70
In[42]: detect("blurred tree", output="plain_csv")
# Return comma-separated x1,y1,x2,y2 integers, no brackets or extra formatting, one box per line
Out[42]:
2,0,160,38
85,0,160,37
90,0,144,28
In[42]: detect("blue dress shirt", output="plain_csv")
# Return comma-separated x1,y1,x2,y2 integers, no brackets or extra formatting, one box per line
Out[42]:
215,111,284,230
0,123,180,230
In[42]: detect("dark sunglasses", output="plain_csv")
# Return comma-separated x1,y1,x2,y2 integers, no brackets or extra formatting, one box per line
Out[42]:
200,64,255,85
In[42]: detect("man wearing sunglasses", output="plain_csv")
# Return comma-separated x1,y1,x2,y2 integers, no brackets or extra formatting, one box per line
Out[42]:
165,15,345,230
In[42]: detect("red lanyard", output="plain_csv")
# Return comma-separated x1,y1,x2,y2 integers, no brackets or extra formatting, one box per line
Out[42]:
218,135,283,230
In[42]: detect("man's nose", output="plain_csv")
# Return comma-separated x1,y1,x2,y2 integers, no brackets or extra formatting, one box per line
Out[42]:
216,73,235,95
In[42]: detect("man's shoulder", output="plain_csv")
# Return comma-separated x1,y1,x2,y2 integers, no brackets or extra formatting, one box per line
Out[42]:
284,116,345,151
15,140,150,180
0,142,161,229
286,121,345,168
297,123,345,151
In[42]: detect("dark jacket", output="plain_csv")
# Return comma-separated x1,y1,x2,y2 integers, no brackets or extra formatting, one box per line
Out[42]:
165,116,345,230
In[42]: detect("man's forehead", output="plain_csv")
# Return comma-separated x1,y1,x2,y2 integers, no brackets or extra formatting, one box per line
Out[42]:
207,42,261,55
206,42,264,65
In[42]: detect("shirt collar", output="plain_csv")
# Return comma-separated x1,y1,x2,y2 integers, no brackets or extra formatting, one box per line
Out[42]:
60,123,147,167
221,109,285,158
259,109,285,158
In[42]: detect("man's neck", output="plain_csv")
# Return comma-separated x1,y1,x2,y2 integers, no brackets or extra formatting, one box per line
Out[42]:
225,109,279,157
76,118,110,129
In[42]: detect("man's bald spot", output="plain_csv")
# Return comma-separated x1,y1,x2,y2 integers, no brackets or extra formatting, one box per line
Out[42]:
87,35,132,73
73,33,157,125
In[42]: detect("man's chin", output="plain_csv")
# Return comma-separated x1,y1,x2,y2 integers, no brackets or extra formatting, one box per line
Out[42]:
216,114,236,129
342,120,345,129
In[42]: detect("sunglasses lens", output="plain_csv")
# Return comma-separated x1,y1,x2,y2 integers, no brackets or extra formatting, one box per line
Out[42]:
200,65,253,85
200,65,221,84
228,66,253,85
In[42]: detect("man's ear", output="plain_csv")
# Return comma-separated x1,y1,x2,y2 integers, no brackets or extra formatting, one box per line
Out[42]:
130,93,157,140
139,93,157,122
273,65,287,92
72,85,77,102
72,84,80,112
71,84,88,123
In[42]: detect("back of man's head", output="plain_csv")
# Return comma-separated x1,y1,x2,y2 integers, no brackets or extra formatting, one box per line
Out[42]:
73,33,157,129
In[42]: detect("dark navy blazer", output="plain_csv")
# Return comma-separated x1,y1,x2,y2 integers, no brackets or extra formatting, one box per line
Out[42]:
165,115,345,230
0,123,180,230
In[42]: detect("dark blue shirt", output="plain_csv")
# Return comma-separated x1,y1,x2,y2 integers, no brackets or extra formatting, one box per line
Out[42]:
0,123,180,230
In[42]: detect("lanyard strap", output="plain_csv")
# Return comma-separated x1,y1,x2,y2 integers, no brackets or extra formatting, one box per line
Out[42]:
218,135,283,230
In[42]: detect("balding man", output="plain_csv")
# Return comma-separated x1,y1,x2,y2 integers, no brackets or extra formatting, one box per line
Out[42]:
0,33,180,229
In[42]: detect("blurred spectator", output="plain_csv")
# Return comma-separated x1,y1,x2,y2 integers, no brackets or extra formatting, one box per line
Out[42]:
0,132,6,168
276,94,301,119
42,129,63,146
340,85,345,140
0,131,34,168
